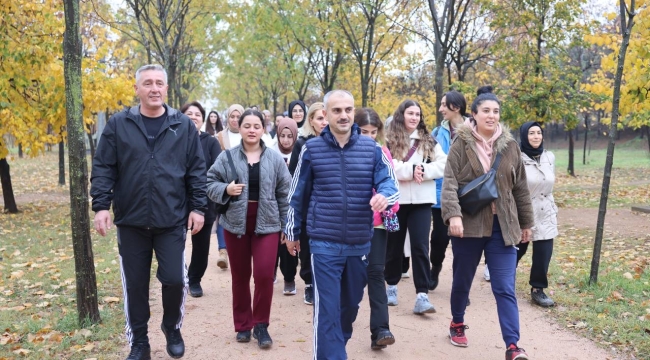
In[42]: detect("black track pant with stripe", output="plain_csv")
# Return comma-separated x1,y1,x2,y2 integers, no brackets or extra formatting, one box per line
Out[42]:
117,225,188,345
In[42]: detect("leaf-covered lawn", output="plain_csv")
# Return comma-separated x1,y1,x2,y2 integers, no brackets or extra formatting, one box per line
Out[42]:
0,203,125,359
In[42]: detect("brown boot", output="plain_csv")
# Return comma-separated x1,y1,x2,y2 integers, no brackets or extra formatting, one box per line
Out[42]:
217,249,228,269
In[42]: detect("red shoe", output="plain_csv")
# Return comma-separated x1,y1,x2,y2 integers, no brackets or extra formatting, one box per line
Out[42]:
505,344,529,360
449,322,468,347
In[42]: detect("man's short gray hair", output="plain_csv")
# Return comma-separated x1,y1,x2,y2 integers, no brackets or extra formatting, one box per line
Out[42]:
135,64,168,84
323,90,354,108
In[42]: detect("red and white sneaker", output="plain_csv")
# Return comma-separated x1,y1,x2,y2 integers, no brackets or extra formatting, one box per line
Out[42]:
505,344,529,360
449,322,469,347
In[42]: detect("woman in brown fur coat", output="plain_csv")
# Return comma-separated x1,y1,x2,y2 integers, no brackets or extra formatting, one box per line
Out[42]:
441,86,534,360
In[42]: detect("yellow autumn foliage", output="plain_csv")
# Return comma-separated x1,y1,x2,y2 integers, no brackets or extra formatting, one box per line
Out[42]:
0,0,133,158
585,2,650,129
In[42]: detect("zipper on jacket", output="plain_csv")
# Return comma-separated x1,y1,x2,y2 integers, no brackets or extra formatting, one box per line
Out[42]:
340,148,347,240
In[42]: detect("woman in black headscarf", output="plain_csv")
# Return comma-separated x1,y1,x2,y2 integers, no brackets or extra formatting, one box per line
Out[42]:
288,100,307,128
517,121,558,308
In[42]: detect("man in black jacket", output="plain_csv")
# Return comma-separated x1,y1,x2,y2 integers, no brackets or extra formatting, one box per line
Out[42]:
90,64,207,360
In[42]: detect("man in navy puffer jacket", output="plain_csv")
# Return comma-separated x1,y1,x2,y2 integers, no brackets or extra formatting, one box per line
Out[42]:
285,90,399,360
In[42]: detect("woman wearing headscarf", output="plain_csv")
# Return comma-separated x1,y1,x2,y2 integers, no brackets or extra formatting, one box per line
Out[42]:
217,104,245,151
271,117,298,165
288,100,307,129
517,121,558,308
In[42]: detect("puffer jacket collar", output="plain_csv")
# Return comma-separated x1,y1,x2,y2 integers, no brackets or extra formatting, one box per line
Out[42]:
320,123,361,148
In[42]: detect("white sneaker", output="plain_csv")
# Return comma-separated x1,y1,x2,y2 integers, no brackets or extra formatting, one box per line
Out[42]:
413,293,436,314
484,266,490,282
401,272,410,278
387,285,398,306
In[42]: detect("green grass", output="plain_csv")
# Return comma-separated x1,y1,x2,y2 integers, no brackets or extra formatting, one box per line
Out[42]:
0,203,124,359
549,146,650,172
516,226,650,359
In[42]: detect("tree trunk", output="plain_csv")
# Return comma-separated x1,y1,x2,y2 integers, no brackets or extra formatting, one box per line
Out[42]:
433,54,445,126
646,125,650,153
583,113,589,165
18,144,23,158
567,129,575,176
0,158,19,213
63,0,101,326
590,2,636,285
59,141,66,186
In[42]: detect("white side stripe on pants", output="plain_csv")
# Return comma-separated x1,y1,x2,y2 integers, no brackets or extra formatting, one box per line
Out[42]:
118,255,134,345
311,253,319,360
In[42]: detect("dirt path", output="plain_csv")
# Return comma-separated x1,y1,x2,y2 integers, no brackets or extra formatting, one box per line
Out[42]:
136,224,620,360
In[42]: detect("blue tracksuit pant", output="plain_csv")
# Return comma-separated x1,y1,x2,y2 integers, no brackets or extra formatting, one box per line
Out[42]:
311,253,368,360
450,215,520,347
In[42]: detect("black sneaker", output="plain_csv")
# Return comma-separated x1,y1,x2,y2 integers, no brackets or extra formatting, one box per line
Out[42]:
160,324,185,358
189,283,203,298
370,329,395,350
304,285,314,305
253,323,273,349
428,265,442,291
126,343,151,360
531,288,555,307
236,330,251,342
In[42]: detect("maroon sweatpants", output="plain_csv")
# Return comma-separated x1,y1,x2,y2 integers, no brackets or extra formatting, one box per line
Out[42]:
223,201,280,332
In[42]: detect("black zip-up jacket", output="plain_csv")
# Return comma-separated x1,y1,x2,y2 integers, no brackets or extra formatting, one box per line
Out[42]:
90,105,207,228
199,131,221,222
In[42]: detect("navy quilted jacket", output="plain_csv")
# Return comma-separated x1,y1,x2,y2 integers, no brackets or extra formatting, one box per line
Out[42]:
285,124,399,251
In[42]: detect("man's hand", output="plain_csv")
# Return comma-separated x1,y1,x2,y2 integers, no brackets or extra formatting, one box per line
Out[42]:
94,210,112,237
280,233,288,244
286,240,300,256
369,194,388,212
449,216,463,238
521,228,532,243
187,212,204,235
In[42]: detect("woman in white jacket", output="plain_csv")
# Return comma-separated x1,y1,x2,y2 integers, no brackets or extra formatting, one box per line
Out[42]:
517,121,558,307
384,99,447,314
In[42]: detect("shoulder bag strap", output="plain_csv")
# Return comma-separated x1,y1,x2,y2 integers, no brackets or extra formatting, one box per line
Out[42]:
491,152,503,171
403,139,420,162
225,150,239,183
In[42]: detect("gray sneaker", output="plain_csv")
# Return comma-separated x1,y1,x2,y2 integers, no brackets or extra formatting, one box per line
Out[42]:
413,293,436,314
531,288,554,307
387,285,398,306
283,281,296,295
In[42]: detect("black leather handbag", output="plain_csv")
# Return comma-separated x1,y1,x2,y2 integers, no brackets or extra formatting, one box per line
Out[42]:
458,153,502,215
214,150,238,215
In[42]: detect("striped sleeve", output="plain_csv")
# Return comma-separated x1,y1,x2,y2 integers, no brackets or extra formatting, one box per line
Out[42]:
284,145,312,242
374,144,400,206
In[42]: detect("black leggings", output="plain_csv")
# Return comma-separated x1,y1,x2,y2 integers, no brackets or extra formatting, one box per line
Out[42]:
188,217,216,285
516,239,553,289
384,204,432,293
429,208,450,267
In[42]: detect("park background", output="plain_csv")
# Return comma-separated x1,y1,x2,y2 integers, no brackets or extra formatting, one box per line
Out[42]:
1,0,650,359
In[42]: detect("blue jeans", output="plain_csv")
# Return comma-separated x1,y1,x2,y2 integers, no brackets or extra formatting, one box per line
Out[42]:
216,220,226,250
450,216,520,347
311,252,368,360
